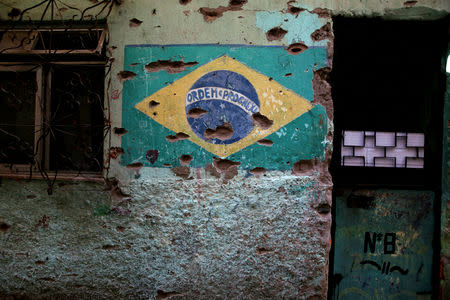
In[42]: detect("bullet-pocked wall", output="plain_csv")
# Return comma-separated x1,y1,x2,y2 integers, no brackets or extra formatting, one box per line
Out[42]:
109,1,334,298
0,0,448,299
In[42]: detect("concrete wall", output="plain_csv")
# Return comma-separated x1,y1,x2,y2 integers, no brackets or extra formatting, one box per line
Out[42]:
0,0,448,299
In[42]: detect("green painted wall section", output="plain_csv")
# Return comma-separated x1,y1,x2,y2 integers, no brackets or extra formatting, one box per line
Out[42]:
333,190,435,300
121,45,328,170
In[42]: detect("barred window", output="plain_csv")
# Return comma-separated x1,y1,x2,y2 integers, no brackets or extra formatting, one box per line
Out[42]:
0,25,107,180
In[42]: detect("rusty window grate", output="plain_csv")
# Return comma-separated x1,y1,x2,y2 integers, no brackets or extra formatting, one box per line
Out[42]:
0,27,106,54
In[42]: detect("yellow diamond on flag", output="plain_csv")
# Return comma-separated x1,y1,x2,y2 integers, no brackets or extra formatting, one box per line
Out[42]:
135,55,313,157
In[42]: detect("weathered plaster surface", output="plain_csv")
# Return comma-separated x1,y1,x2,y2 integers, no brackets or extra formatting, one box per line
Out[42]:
0,174,331,299
0,0,448,299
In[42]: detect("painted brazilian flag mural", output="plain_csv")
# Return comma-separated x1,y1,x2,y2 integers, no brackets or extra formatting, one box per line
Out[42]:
121,45,328,170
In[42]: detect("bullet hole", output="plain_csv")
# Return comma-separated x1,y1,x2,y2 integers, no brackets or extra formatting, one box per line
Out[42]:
312,67,333,119
277,186,286,193
116,226,125,232
187,107,208,118
146,150,159,164
0,222,10,232
113,127,128,136
156,290,183,300
126,162,143,169
205,163,221,178
7,8,21,19
171,166,191,179
153,112,157,116
317,203,331,214
292,159,315,175
198,7,226,22
228,0,248,10
404,1,418,7
183,10,190,16
129,18,143,27
204,122,234,141
284,73,292,77
109,147,124,159
311,7,330,18
223,165,238,183
35,215,49,229
165,135,178,142
145,60,198,74
286,42,308,55
165,132,190,142
311,22,332,42
149,100,160,108
179,0,191,5
199,0,247,22
257,139,273,147
35,260,46,265
129,62,139,66
266,26,288,41
268,77,273,81
163,163,172,167
117,70,137,82
252,112,273,130
27,194,36,199
213,157,240,173
250,167,266,176
126,162,143,178
256,247,273,255
287,1,305,16
179,154,193,165
102,245,118,250
152,9,156,15
39,277,55,282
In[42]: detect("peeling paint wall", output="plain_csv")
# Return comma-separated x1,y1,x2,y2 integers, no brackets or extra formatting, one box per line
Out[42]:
440,64,450,300
0,0,448,299
333,190,436,299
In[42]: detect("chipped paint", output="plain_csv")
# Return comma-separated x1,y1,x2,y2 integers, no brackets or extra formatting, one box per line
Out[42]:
255,10,329,46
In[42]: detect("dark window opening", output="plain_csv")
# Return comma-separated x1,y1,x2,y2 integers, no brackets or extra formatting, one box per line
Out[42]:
50,65,104,172
330,16,448,188
0,70,37,165
0,23,107,178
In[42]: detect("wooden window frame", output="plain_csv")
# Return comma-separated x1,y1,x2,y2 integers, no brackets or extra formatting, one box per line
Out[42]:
0,62,105,182
0,28,107,55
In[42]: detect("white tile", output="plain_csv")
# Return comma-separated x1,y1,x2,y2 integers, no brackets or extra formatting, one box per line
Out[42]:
343,130,365,147
406,157,424,169
374,157,396,168
407,133,425,147
354,145,384,167
365,131,375,136
386,147,417,168
341,145,353,156
396,136,406,149
364,136,375,148
375,132,396,147
418,148,424,158
396,132,407,137
343,156,364,167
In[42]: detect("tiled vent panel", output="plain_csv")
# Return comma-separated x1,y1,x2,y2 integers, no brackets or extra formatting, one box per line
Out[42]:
341,131,424,168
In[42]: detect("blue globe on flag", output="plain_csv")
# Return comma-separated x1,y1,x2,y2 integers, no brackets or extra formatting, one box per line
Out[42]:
185,70,260,144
